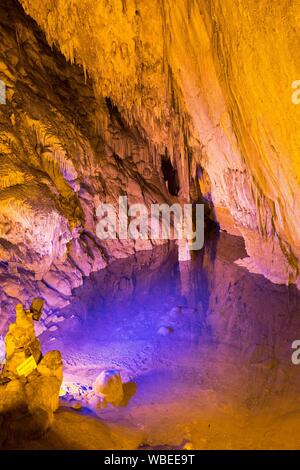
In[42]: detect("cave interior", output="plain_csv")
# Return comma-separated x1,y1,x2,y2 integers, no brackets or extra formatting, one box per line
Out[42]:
0,0,300,451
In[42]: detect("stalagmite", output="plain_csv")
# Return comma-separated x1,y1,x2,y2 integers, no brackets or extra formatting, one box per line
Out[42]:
0,300,63,446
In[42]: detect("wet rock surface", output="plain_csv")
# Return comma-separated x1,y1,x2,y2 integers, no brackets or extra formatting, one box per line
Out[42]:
0,302,62,448
0,0,298,335
38,234,300,449
0,0,300,451
93,370,124,407
19,0,300,286
0,0,175,331
1,234,300,449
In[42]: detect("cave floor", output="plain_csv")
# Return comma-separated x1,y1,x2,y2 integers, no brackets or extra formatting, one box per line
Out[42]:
32,233,300,449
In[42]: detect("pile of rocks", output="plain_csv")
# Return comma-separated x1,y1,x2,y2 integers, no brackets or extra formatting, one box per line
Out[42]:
0,301,63,447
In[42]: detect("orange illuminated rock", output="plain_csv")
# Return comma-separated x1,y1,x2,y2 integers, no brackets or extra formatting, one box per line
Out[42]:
4,304,41,377
93,370,124,407
0,301,63,447
18,0,300,286
0,0,179,326
0,0,299,318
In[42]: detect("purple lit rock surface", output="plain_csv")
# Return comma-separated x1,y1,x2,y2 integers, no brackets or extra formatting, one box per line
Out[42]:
38,234,300,449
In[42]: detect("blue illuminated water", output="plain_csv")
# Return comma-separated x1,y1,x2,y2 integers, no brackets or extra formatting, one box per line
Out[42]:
41,232,300,448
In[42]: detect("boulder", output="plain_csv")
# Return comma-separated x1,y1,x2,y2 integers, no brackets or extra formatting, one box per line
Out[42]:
0,379,26,414
3,303,42,377
37,350,63,382
93,370,124,406
25,375,61,414
158,326,173,336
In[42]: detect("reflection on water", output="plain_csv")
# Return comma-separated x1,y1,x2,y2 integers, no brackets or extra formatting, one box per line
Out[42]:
42,232,300,449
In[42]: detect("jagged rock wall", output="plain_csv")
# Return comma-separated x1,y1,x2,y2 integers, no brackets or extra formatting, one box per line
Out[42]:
0,0,175,328
0,302,63,447
0,0,300,329
18,0,300,286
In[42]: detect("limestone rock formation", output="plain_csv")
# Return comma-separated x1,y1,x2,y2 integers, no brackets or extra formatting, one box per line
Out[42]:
0,0,299,329
0,336,5,365
0,302,63,447
0,0,175,329
18,0,300,287
93,369,124,407
3,304,41,377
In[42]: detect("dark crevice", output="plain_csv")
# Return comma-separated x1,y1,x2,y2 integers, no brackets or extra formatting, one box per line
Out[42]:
161,151,179,196
105,97,127,130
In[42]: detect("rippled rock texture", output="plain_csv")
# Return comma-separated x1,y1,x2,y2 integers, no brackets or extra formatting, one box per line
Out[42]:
0,0,175,327
18,0,300,287
1,0,300,325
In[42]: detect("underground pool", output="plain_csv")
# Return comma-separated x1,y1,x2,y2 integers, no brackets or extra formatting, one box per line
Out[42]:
36,232,300,450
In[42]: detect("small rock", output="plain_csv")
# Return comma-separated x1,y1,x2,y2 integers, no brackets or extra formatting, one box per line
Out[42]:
49,325,58,332
182,440,193,450
37,350,63,382
158,326,174,336
45,315,65,326
59,387,67,397
87,394,101,409
34,321,47,337
169,306,182,318
70,400,82,411
93,369,124,406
